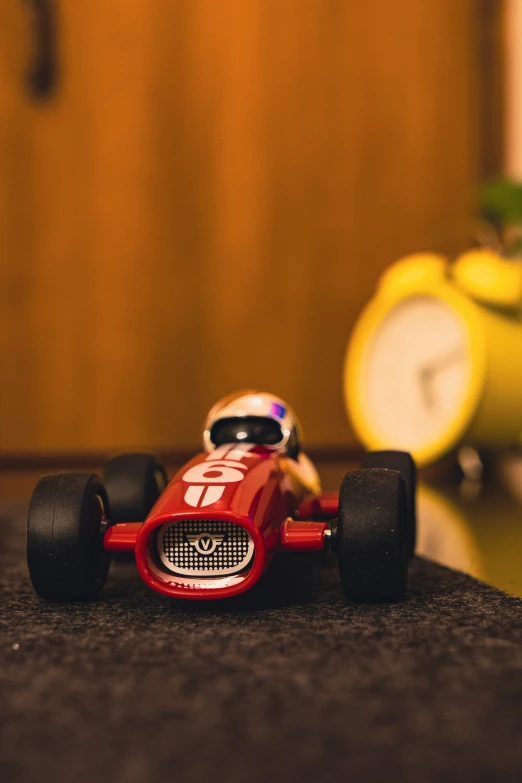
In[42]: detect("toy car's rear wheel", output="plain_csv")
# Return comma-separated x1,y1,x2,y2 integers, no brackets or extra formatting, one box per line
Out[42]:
103,452,168,522
27,473,111,600
361,450,417,557
337,468,408,602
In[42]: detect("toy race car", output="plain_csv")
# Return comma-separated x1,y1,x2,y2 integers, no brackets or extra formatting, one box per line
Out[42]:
27,391,417,603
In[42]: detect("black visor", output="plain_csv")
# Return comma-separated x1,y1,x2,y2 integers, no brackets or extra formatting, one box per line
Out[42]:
210,416,284,448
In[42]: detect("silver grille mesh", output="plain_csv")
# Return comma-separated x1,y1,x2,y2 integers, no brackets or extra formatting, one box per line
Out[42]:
157,520,254,577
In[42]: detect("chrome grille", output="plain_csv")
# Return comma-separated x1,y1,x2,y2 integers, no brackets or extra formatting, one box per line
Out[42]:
158,520,254,577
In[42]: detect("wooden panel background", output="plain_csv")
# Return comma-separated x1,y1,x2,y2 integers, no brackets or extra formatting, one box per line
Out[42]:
0,0,499,453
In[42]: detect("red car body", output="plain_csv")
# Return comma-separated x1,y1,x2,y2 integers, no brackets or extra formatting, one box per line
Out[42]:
104,443,338,600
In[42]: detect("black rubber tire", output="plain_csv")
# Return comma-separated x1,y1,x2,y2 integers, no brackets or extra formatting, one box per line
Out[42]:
27,473,111,601
337,468,408,602
103,452,168,523
361,450,417,557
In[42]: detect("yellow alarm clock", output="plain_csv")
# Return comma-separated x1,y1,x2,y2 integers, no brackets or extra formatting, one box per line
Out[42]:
344,250,522,466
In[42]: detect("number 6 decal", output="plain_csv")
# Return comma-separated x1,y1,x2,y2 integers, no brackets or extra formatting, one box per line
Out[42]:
183,460,248,508
182,461,247,485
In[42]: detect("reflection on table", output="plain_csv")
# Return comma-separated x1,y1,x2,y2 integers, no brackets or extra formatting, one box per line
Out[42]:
417,451,522,597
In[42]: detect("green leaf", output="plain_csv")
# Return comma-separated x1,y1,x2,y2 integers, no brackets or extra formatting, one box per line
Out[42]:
480,178,522,226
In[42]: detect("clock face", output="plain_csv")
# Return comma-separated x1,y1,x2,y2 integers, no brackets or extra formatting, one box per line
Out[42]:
361,295,473,452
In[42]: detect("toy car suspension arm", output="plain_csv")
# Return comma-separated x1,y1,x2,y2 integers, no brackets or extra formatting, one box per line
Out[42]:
104,523,142,553
297,492,339,521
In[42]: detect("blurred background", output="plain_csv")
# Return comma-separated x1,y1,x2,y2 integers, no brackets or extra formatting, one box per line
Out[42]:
0,0,506,456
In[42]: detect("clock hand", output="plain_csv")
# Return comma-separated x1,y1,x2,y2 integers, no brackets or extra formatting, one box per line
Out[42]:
419,366,436,409
422,346,465,377
419,345,465,411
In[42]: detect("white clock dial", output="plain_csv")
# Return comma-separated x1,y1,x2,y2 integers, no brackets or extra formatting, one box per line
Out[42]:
361,295,473,451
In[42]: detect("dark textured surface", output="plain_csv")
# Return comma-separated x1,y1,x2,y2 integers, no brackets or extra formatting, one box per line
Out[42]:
2,504,522,783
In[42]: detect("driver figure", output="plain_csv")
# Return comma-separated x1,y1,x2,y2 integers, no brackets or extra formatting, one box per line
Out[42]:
203,390,320,493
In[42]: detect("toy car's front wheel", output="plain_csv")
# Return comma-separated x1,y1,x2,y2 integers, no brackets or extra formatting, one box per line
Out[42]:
27,473,111,600
337,468,408,602
361,450,416,557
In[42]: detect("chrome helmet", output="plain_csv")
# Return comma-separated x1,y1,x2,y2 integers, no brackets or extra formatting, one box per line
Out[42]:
203,391,302,459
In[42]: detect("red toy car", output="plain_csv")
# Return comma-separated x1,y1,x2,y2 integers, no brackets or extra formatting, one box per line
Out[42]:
27,391,416,603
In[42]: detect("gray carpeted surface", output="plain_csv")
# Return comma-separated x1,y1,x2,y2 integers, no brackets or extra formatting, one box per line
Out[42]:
2,503,522,783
